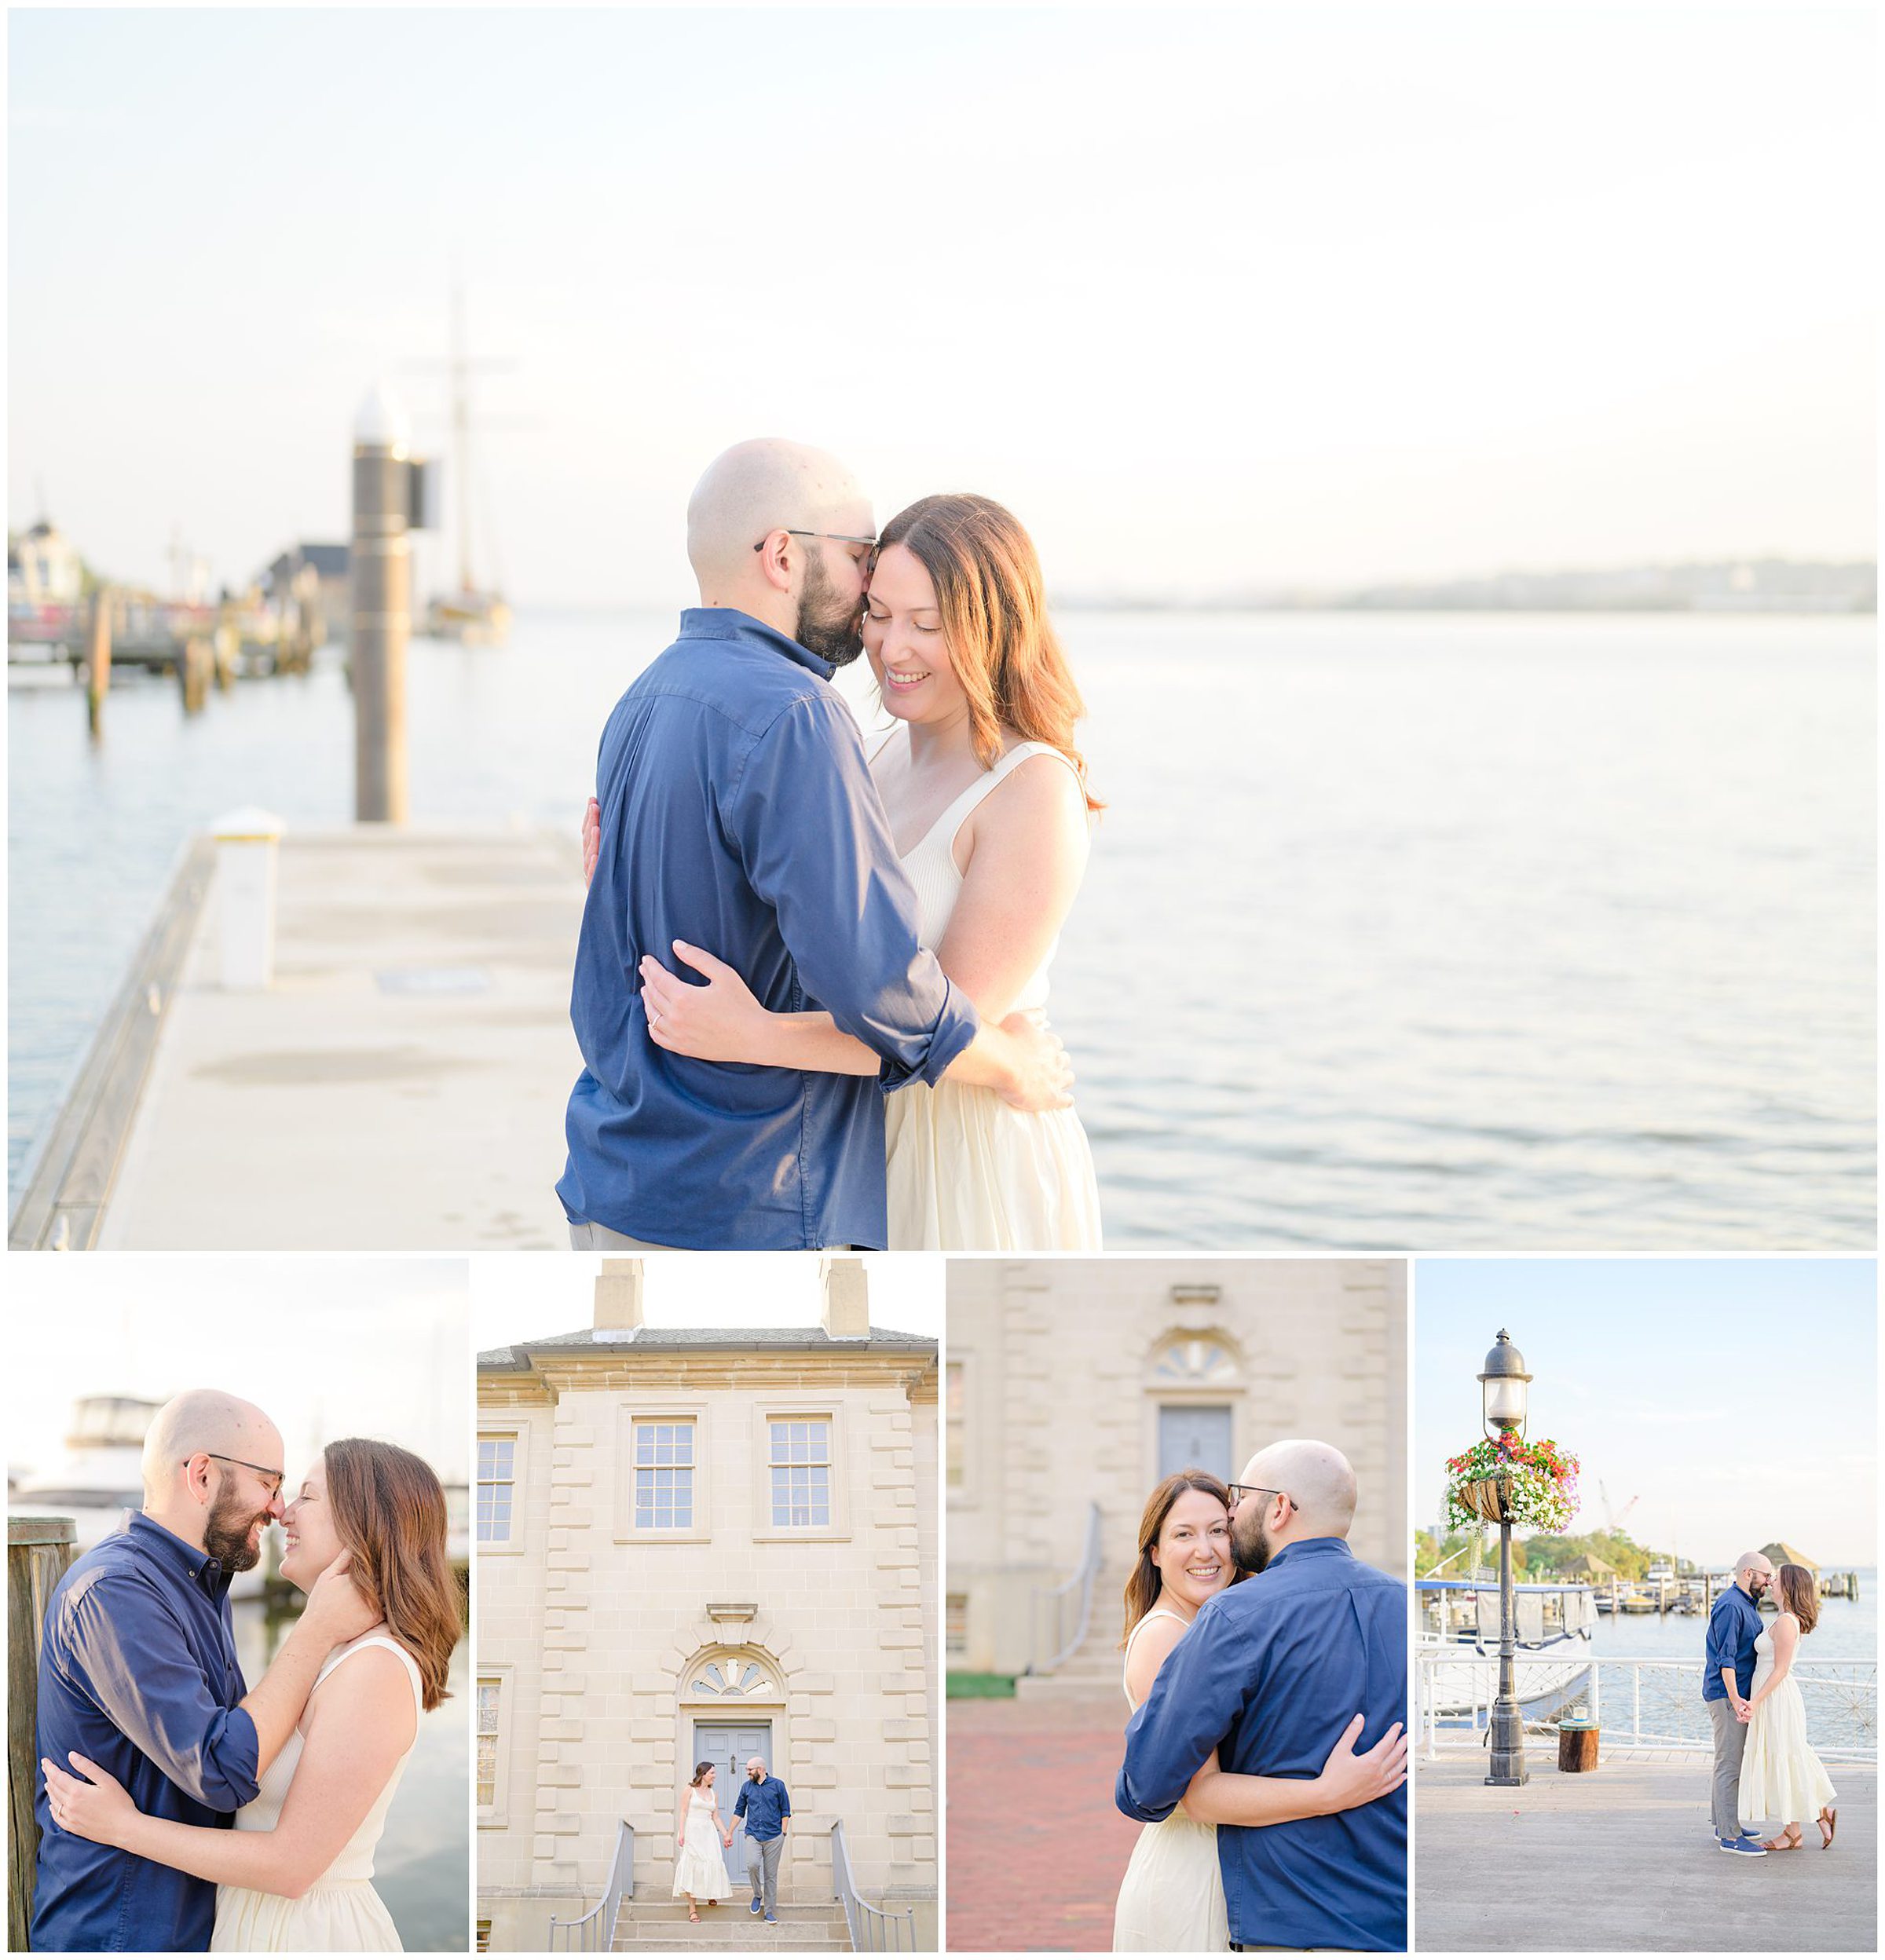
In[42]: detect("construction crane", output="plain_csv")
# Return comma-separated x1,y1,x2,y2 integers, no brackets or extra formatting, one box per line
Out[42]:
1598,1479,1639,1531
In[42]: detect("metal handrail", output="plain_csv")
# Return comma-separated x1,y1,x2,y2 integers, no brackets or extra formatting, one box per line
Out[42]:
1024,1501,1104,1676
830,1819,917,1952
547,1818,634,1951
1418,1651,1876,1764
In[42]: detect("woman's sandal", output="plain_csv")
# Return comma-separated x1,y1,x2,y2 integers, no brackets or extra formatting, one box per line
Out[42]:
1819,1808,1838,1849
1760,1831,1803,1851
689,1907,701,1922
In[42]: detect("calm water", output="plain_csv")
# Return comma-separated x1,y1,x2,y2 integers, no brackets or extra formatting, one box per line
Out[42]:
234,1603,468,1952
1594,1578,1876,1664
9,609,1875,1247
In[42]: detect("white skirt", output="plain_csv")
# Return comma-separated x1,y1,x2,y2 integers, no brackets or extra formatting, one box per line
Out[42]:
213,1878,401,1951
1112,1811,1228,1953
1740,1676,1837,1827
885,1078,1103,1252
673,1816,734,1900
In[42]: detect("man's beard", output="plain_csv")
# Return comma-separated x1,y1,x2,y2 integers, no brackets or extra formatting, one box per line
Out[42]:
1231,1508,1274,1574
203,1482,271,1574
793,550,864,666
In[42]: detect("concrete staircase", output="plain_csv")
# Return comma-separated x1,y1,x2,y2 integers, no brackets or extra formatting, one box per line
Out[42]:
1012,1567,1128,1701
610,1897,851,1951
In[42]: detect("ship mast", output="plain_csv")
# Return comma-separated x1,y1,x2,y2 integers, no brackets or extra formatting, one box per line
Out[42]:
452,275,474,597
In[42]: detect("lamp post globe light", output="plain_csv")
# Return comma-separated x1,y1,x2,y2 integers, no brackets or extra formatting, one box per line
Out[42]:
1479,1329,1532,1787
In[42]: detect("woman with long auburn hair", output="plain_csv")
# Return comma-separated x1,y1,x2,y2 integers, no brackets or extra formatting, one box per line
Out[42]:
1111,1468,1407,1951
620,491,1106,1249
1737,1563,1839,1851
42,1439,463,1951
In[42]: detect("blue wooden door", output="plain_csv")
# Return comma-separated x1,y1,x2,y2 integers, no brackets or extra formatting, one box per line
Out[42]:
1158,1404,1233,1481
693,1720,773,1865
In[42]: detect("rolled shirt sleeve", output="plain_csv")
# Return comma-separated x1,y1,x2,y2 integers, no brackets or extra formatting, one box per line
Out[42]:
64,1575,260,1811
1116,1595,1249,1823
727,695,979,1089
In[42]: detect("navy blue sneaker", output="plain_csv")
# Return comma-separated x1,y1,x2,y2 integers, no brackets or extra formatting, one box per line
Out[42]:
765,1914,778,1924
1718,1834,1767,1856
750,1898,763,1914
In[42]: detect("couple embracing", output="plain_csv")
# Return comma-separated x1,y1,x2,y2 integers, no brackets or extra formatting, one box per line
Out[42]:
1707,1551,1839,1858
32,1391,459,1952
1114,1442,1408,1953
559,437,1103,1253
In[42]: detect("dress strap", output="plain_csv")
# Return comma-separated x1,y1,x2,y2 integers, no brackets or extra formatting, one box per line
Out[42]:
319,1633,426,1721
926,740,1084,858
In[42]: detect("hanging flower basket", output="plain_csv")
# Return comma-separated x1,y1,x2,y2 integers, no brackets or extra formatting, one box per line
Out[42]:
1444,1433,1579,1533
1457,1473,1521,1525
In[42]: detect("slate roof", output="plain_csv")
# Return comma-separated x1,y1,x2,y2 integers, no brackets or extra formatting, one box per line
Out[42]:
478,1324,935,1371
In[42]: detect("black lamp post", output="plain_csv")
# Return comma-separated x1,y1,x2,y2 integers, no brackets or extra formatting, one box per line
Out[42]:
1479,1328,1532,1786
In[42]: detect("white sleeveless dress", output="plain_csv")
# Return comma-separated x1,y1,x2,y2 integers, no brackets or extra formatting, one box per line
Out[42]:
1739,1621,1837,1829
672,1789,734,1900
1112,1605,1228,1953
875,728,1104,1251
210,1633,424,1952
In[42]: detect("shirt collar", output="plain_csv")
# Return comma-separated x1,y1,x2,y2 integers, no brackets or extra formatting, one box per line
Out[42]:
1262,1536,1355,1572
676,606,835,682
127,1510,232,1599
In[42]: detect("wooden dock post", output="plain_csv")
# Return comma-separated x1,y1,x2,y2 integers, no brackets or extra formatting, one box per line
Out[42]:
351,381,412,822
214,605,239,690
179,637,214,714
9,1516,76,1951
85,586,112,738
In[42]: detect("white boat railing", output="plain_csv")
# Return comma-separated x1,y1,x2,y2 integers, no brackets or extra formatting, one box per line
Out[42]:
1418,1651,1876,1764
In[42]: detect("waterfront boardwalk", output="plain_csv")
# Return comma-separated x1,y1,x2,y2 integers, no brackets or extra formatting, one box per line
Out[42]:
1417,1753,1876,1951
948,1693,1137,1952
12,827,586,1250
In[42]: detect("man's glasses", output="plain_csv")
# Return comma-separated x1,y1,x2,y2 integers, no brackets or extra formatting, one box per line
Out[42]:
1226,1483,1290,1512
199,1453,285,1499
752,528,877,553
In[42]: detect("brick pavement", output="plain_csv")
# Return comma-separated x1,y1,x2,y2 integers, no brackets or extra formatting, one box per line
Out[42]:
947,1693,1143,1953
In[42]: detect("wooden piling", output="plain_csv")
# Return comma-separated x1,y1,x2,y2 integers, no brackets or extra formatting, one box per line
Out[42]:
85,587,112,738
213,608,239,690
179,637,214,714
351,383,412,822
9,1516,76,1951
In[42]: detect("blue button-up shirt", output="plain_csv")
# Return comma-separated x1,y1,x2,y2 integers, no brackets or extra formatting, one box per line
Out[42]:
732,1773,792,1841
33,1512,260,1953
1116,1537,1407,1952
1702,1582,1764,1702
558,609,979,1249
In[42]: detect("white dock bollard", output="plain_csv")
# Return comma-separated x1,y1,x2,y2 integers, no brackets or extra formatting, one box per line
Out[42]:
213,806,284,989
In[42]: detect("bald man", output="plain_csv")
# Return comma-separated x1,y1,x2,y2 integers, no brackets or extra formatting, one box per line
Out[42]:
1118,1441,1407,1951
32,1391,376,1952
1704,1549,1776,1855
558,437,1071,1250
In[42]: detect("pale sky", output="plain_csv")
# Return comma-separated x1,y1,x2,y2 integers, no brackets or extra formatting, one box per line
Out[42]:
470,1252,942,1352
5,1257,470,1481
8,6,1875,603
1415,1258,1878,1568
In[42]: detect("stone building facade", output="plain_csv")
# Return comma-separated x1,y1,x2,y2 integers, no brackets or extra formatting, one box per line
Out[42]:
476,1260,937,1951
945,1259,1407,1680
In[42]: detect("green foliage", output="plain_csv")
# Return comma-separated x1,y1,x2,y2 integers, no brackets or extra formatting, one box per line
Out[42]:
946,1672,1017,1699
1518,1529,1674,1581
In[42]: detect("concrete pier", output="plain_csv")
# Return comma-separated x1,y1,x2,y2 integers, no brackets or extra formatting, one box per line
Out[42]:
10,826,584,1250
1416,1753,1876,1951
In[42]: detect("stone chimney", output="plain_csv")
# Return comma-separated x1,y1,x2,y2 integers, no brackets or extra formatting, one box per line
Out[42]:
820,1257,869,1340
593,1258,645,1335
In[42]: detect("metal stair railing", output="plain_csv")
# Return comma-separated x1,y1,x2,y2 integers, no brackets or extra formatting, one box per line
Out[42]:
829,1819,917,1951
547,1819,634,1951
1024,1501,1104,1677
